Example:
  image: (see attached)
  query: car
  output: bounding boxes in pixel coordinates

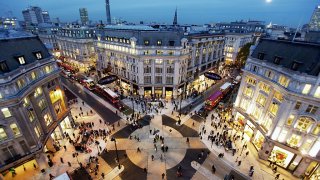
[196,107,207,117]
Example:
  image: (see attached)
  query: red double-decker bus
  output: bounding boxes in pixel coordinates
[205,91,223,111]
[95,85,124,110]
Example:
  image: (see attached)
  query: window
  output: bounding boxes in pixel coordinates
[273,56,282,64]
[287,134,301,148]
[240,98,250,111]
[157,40,162,46]
[269,102,279,116]
[256,94,267,106]
[155,67,162,73]
[34,87,43,98]
[278,129,288,142]
[17,56,26,65]
[44,113,52,126]
[262,114,273,131]
[312,124,320,135]
[156,50,163,55]
[144,40,149,46]
[295,101,302,110]
[144,76,151,84]
[34,126,41,138]
[169,40,175,46]
[273,91,283,102]
[295,117,315,132]
[252,106,263,120]
[34,52,42,60]
[286,115,295,126]
[0,62,9,72]
[265,70,274,79]
[144,59,150,65]
[45,66,52,73]
[28,109,36,122]
[166,66,174,73]
[155,59,163,64]
[306,105,318,114]
[291,61,300,71]
[1,108,12,118]
[0,128,7,141]
[301,139,313,153]
[168,51,174,56]
[257,52,265,60]
[143,66,151,73]
[17,79,26,89]
[38,98,47,111]
[314,86,320,98]
[302,84,312,95]
[166,77,173,84]
[10,123,20,136]
[246,76,257,86]
[155,76,162,84]
[31,71,37,80]
[252,65,258,72]
[259,82,270,94]
[278,75,290,88]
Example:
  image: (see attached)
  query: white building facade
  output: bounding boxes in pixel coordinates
[234,39,320,179]
[224,33,253,64]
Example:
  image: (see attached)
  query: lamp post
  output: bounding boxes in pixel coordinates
[131,96,135,119]
[111,137,121,169]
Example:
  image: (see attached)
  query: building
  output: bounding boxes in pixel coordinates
[95,25,225,98]
[215,20,265,33]
[56,26,96,72]
[0,17,20,30]
[224,33,253,64]
[309,5,320,31]
[79,8,89,25]
[41,11,51,23]
[38,25,60,56]
[22,6,44,25]
[105,0,112,24]
[233,39,320,179]
[0,33,73,173]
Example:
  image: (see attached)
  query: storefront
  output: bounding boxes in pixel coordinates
[144,87,152,97]
[252,130,265,150]
[60,116,72,129]
[306,161,320,180]
[120,79,131,91]
[165,87,173,98]
[154,87,163,98]
[244,120,255,141]
[235,112,245,127]
[268,146,295,168]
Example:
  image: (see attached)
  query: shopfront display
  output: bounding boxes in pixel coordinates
[144,87,152,97]
[165,87,173,98]
[235,112,245,127]
[252,130,265,150]
[244,120,255,141]
[61,117,72,129]
[154,87,163,98]
[120,81,130,91]
[307,162,320,180]
[268,146,295,168]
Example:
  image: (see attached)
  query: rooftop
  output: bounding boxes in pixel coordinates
[251,39,320,76]
[104,25,157,31]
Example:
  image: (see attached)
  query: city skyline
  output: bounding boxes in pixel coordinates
[0,0,319,27]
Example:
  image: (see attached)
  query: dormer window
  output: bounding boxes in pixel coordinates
[157,40,162,46]
[0,62,9,72]
[144,40,150,46]
[257,52,265,60]
[35,52,42,60]
[291,61,301,71]
[17,56,26,65]
[169,40,175,46]
[273,56,282,65]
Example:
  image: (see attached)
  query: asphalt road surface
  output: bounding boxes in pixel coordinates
[61,77,121,124]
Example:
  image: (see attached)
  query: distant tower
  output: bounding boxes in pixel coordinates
[105,0,112,24]
[173,7,178,25]
[309,5,320,31]
[79,8,89,25]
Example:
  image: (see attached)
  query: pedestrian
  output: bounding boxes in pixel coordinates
[245,151,249,157]
[143,168,147,173]
[49,174,55,180]
[238,161,242,166]
[161,173,165,179]
[101,172,105,179]
[63,145,67,151]
[137,147,141,152]
[186,137,189,143]
[68,162,71,167]
[165,146,168,152]
[249,169,254,177]
[82,101,84,106]
[151,155,154,161]
[33,163,37,169]
[192,122,195,126]
[275,173,280,179]
[60,157,64,163]
[273,166,278,173]
[212,164,216,173]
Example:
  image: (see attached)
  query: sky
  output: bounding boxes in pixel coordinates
[0,0,319,27]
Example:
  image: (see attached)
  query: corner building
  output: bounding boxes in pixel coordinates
[0,36,73,172]
[234,39,320,179]
[95,25,224,98]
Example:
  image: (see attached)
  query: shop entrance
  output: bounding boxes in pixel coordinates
[244,120,255,141]
[268,146,295,168]
[252,130,265,150]
[306,161,320,180]
[154,88,162,98]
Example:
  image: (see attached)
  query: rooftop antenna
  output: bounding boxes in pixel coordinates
[292,16,303,42]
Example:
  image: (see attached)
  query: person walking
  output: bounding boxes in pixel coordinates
[212,164,216,174]
[186,137,189,143]
[101,173,105,179]
[161,173,165,179]
[60,157,64,163]
[151,155,154,161]
[275,173,280,179]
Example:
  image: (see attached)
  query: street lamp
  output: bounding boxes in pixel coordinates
[111,137,121,169]
[131,96,135,119]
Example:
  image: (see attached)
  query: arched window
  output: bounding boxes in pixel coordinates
[294,116,315,132]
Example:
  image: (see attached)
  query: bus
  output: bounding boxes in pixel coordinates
[83,78,95,91]
[205,91,223,111]
[220,82,233,95]
[95,85,124,110]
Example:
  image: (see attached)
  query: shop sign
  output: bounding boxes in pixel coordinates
[98,75,117,85]
[204,72,222,80]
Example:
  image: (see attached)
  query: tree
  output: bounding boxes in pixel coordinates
[235,42,254,68]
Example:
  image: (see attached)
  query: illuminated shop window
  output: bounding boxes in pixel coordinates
[44,113,52,126]
[295,117,315,132]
